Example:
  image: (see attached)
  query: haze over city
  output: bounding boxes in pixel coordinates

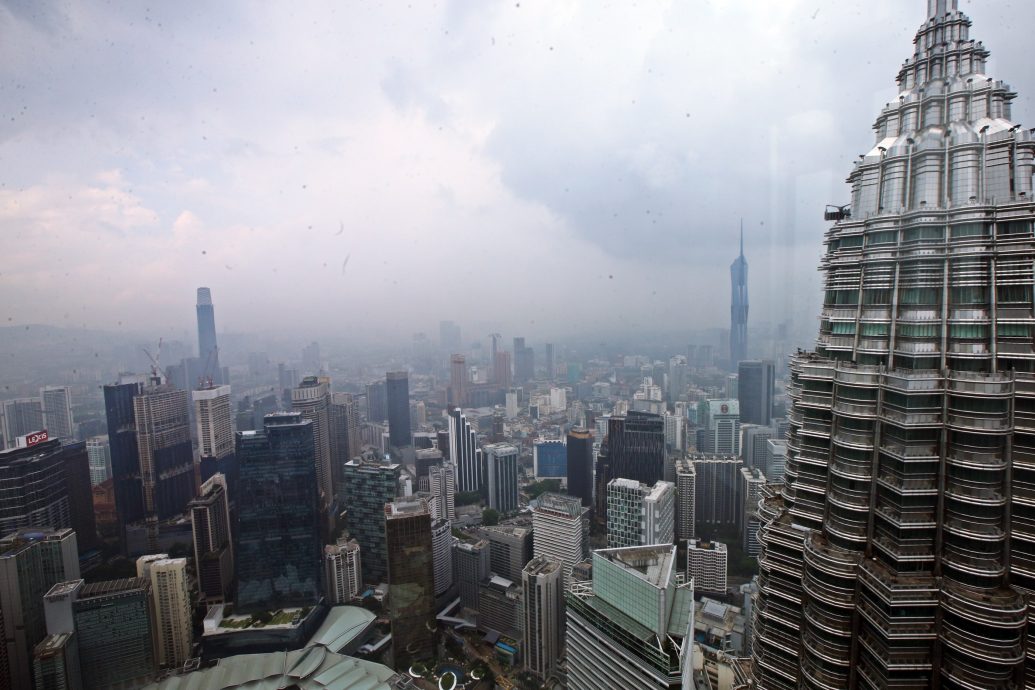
[2,0,1031,344]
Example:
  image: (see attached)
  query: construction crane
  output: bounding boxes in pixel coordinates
[141,337,165,386]
[197,346,219,390]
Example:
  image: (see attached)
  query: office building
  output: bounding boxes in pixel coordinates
[329,392,361,497]
[566,545,695,690]
[364,380,387,422]
[0,436,72,538]
[235,413,321,612]
[697,400,740,455]
[32,629,80,690]
[494,351,513,388]
[477,575,522,640]
[72,577,156,689]
[136,555,191,669]
[740,423,775,471]
[602,412,666,487]
[2,398,44,445]
[674,459,696,541]
[324,537,362,604]
[133,382,195,539]
[59,442,98,554]
[454,539,490,611]
[449,354,467,408]
[687,539,727,594]
[385,371,411,449]
[448,408,483,493]
[384,498,436,668]
[566,428,594,508]
[505,389,518,418]
[513,337,534,384]
[532,493,585,585]
[428,462,456,522]
[737,360,775,426]
[606,479,675,549]
[752,4,1035,688]
[291,376,333,507]
[544,343,555,380]
[479,525,533,584]
[193,384,234,462]
[196,287,222,384]
[739,467,766,558]
[342,458,400,584]
[663,412,684,453]
[691,455,743,531]
[729,228,748,368]
[40,387,75,441]
[86,435,111,486]
[430,517,453,599]
[0,528,79,690]
[533,439,566,480]
[484,443,519,514]
[522,556,563,680]
[763,438,786,482]
[189,473,234,604]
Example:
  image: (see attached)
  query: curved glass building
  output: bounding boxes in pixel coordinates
[751,2,1035,689]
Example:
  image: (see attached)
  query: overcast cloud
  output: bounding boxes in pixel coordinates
[1,0,1032,345]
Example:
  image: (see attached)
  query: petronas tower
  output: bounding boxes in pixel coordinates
[751,2,1035,689]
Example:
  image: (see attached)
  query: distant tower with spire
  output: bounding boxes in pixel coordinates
[729,222,748,368]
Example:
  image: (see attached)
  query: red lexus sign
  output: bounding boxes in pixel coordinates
[24,430,49,447]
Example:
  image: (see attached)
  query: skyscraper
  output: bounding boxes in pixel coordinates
[606,479,675,549]
[329,392,361,497]
[291,376,332,508]
[428,462,456,522]
[522,555,564,681]
[737,360,775,427]
[385,371,411,449]
[234,413,321,612]
[533,439,566,480]
[449,354,467,408]
[195,287,221,384]
[729,225,748,368]
[103,376,146,536]
[493,351,513,388]
[68,577,156,689]
[532,493,586,586]
[752,3,1035,688]
[739,466,766,558]
[2,398,44,445]
[430,517,453,600]
[86,435,111,486]
[324,537,362,604]
[193,384,234,463]
[0,437,71,538]
[342,458,400,584]
[136,555,191,669]
[0,528,80,690]
[600,412,666,508]
[686,539,727,594]
[674,458,696,541]
[484,442,519,514]
[453,539,490,611]
[384,498,436,669]
[40,387,74,441]
[566,428,594,508]
[544,343,555,381]
[365,380,388,422]
[478,524,533,583]
[691,454,743,531]
[189,473,234,604]
[697,399,740,455]
[448,408,483,493]
[513,337,534,384]
[566,545,695,690]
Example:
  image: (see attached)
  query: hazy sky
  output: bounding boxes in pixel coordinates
[1,0,1032,345]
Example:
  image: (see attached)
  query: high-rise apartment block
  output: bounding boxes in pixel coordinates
[674,458,696,542]
[606,479,675,549]
[687,539,727,594]
[324,537,362,604]
[522,556,564,681]
[737,360,775,426]
[342,458,400,584]
[193,384,234,462]
[235,413,321,612]
[532,493,586,586]
[484,443,519,515]
[691,454,743,531]
[739,467,766,558]
[40,387,75,441]
[752,4,1035,688]
[189,473,234,603]
[86,435,111,486]
[291,376,332,508]
[384,498,436,669]
[566,545,695,690]
[428,462,456,522]
[385,371,412,449]
[136,555,191,669]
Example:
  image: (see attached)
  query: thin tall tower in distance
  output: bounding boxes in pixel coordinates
[729,222,748,368]
[196,287,221,384]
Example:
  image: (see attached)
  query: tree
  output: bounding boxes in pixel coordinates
[456,491,482,506]
[482,508,500,526]
[525,479,561,500]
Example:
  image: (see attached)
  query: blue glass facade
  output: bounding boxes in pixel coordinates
[235,413,321,612]
[533,440,566,479]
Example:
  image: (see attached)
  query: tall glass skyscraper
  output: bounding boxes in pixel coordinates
[385,371,412,449]
[195,287,221,384]
[234,413,321,612]
[730,225,748,368]
[751,3,1035,689]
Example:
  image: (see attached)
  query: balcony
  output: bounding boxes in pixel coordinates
[881,407,941,426]
[857,629,934,671]
[856,598,937,639]
[834,400,878,417]
[944,480,1005,505]
[882,370,942,392]
[940,581,1026,627]
[857,559,938,605]
[876,470,937,494]
[943,518,1005,540]
[940,623,1024,665]
[881,439,938,459]
[875,504,936,529]
[872,534,936,563]
[802,603,853,637]
[945,445,1006,469]
[800,654,850,690]
[948,372,1013,395]
[941,546,1006,579]
[833,428,875,448]
[946,412,1010,432]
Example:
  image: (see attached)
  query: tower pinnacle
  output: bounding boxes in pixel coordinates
[926,0,957,19]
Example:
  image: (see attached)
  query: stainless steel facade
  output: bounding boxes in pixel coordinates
[751,2,1035,689]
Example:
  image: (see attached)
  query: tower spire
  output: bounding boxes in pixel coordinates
[739,219,744,257]
[926,0,957,19]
